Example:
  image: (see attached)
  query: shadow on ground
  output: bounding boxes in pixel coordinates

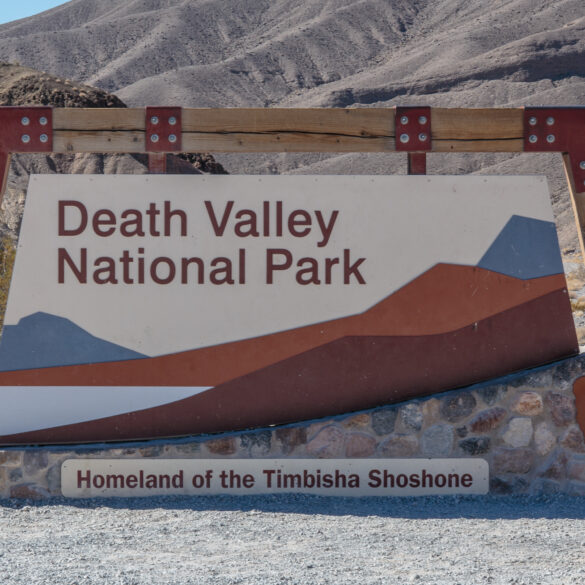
[1,493,585,520]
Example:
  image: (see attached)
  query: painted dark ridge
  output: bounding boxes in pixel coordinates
[0,289,577,444]
[0,312,146,371]
[0,267,566,385]
[478,215,563,279]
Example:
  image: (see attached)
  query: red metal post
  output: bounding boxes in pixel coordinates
[148,153,168,174]
[407,153,427,175]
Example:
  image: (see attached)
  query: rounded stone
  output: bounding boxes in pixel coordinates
[275,427,308,454]
[493,448,534,474]
[205,437,237,456]
[307,426,345,458]
[561,425,585,452]
[476,386,504,406]
[502,417,533,448]
[538,452,567,480]
[23,450,49,474]
[490,476,529,494]
[399,403,423,431]
[567,456,585,481]
[240,431,272,456]
[512,391,543,416]
[440,393,476,422]
[371,408,397,436]
[469,407,507,433]
[345,433,377,457]
[378,434,418,457]
[421,398,440,422]
[10,484,49,500]
[459,436,491,455]
[534,422,556,456]
[421,424,454,457]
[341,413,371,429]
[545,392,576,427]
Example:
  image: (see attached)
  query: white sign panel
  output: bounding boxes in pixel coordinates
[61,458,489,497]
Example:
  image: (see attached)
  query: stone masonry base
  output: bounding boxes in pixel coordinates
[2,353,585,499]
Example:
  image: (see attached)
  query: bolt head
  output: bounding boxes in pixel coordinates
[528,116,538,126]
[150,134,159,143]
[40,134,48,143]
[546,134,555,143]
[150,116,159,125]
[546,116,555,126]
[580,161,585,170]
[169,134,177,143]
[39,116,48,126]
[400,116,409,125]
[169,116,177,126]
[399,133,410,144]
[21,134,30,144]
[418,115,428,125]
[418,133,428,142]
[529,134,538,143]
[21,116,30,126]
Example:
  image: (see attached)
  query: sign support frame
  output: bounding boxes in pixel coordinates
[0,105,584,255]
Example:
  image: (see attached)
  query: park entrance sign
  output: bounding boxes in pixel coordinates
[0,173,577,444]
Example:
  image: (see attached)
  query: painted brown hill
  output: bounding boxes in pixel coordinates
[0,288,577,444]
[0,264,568,387]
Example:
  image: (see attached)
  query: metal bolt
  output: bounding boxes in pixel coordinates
[21,116,30,126]
[580,161,585,170]
[39,116,48,126]
[528,116,538,126]
[150,134,159,143]
[400,116,409,125]
[399,133,410,144]
[40,134,48,143]
[546,134,555,143]
[529,135,538,143]
[21,134,30,144]
[169,116,177,126]
[419,133,428,142]
[418,115,428,125]
[169,134,177,143]
[150,116,159,125]
[546,116,555,125]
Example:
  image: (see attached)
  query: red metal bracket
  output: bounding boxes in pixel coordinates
[0,106,53,201]
[395,106,431,152]
[524,107,585,193]
[0,106,53,153]
[146,107,182,152]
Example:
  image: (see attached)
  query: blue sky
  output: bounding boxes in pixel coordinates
[0,1,69,25]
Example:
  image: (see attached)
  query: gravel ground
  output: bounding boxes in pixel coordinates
[1,495,585,584]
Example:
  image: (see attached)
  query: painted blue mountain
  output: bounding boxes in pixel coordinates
[478,215,564,279]
[0,312,146,371]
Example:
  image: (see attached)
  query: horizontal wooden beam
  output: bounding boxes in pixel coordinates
[47,107,526,154]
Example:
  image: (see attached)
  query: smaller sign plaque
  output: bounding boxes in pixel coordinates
[61,458,489,497]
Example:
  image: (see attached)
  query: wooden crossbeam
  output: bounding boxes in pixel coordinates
[49,107,524,154]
